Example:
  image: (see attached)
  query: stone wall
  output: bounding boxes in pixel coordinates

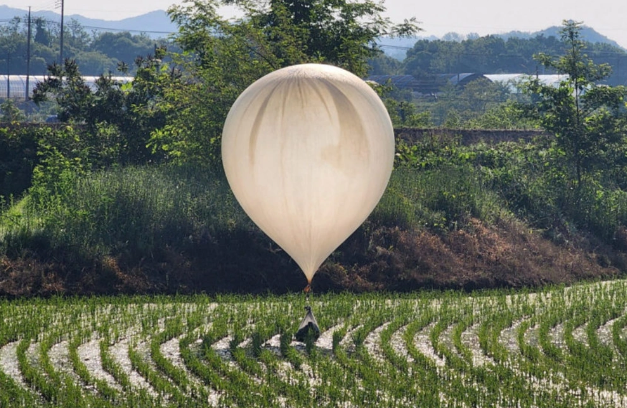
[394,128,550,145]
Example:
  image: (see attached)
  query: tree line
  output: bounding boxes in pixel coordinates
[371,32,627,86]
[3,10,627,87]
[0,15,171,76]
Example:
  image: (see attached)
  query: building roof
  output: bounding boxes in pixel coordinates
[484,74,568,92]
[366,75,422,90]
[367,73,492,94]
[439,73,487,86]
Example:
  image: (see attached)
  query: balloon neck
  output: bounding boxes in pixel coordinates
[304,283,311,305]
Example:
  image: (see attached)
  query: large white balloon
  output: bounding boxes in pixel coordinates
[222,63,394,284]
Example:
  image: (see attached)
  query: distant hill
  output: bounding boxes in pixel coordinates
[1,6,623,54]
[0,5,176,38]
[378,25,626,60]
[496,26,624,49]
[377,36,436,60]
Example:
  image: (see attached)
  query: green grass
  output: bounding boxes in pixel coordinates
[1,165,247,260]
[0,162,509,265]
[5,137,625,259]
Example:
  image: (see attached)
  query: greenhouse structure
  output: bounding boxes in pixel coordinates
[0,75,133,100]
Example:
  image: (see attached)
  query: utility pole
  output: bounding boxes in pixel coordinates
[6,52,10,99]
[26,7,32,101]
[56,0,64,65]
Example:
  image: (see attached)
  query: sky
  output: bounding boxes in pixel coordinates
[4,0,627,48]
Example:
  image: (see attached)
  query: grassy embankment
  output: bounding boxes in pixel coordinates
[1,132,627,296]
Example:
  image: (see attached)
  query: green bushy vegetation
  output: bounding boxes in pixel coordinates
[1,131,625,296]
[394,132,627,246]
[0,125,40,201]
[2,157,506,262]
[3,166,239,259]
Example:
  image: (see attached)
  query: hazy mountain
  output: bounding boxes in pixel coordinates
[377,25,625,60]
[0,5,176,38]
[496,26,623,49]
[1,5,623,52]
[377,36,437,60]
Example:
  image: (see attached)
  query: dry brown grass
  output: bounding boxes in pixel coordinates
[1,219,624,297]
[317,218,622,292]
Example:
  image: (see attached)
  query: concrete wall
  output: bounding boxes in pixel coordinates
[395,128,549,145]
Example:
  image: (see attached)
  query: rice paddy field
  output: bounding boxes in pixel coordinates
[2,280,627,407]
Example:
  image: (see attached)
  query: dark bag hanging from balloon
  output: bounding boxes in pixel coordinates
[295,306,320,342]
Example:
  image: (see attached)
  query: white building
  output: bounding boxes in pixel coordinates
[484,74,568,93]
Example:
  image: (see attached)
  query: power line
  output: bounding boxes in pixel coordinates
[32,0,60,14]
[22,17,175,35]
[377,43,627,57]
[378,44,412,50]
[35,4,58,13]
[81,25,175,35]
[69,8,163,15]
[33,0,57,9]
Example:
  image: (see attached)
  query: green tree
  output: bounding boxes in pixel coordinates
[0,99,26,122]
[456,78,510,114]
[148,0,419,165]
[522,20,627,186]
[367,54,402,75]
[32,48,175,165]
[73,50,117,74]
[466,100,540,130]
[34,17,51,46]
[90,32,160,68]
[66,19,91,50]
[253,0,418,76]
[0,17,25,76]
[384,99,432,127]
[0,17,174,76]
[425,79,511,127]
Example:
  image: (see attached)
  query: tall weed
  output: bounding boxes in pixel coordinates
[374,165,507,232]
[1,165,249,262]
